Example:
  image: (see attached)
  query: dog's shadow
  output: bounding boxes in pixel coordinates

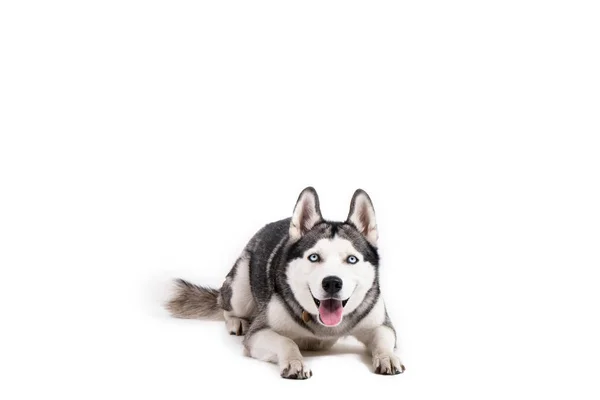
[301,341,372,371]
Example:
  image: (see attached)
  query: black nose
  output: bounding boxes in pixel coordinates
[322,276,343,295]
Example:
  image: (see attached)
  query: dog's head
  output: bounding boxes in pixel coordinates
[285,187,380,327]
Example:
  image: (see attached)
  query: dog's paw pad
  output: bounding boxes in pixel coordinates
[280,360,312,380]
[225,317,249,336]
[373,353,404,376]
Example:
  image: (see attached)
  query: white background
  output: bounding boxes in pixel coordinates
[1,1,599,399]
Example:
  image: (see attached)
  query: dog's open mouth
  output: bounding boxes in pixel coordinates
[312,296,349,326]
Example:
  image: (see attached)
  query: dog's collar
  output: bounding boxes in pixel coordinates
[302,311,311,323]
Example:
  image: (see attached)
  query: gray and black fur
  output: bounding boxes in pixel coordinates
[167,187,404,379]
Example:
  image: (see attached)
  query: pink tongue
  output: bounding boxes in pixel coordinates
[319,299,343,326]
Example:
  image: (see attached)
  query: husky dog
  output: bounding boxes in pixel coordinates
[167,187,404,379]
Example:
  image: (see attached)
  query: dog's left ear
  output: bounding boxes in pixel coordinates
[347,189,378,246]
[290,187,323,241]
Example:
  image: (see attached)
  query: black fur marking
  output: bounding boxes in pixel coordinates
[219,280,233,311]
[382,307,398,347]
[219,254,248,311]
[286,222,334,260]
[336,223,379,266]
[225,258,239,279]
[248,219,291,308]
[329,222,339,238]
[286,221,378,266]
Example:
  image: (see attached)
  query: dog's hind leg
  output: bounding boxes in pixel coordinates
[224,312,250,336]
[219,251,256,336]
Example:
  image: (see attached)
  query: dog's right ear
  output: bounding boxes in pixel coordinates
[290,187,323,241]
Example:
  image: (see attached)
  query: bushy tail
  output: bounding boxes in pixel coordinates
[166,279,224,320]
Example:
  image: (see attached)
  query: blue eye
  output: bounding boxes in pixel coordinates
[308,253,320,262]
[347,255,358,264]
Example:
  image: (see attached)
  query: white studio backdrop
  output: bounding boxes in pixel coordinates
[1,1,599,399]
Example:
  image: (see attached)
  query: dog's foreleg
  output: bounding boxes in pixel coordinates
[355,325,405,375]
[244,329,312,379]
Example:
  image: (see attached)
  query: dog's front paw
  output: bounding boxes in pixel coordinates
[373,353,405,375]
[280,359,312,380]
